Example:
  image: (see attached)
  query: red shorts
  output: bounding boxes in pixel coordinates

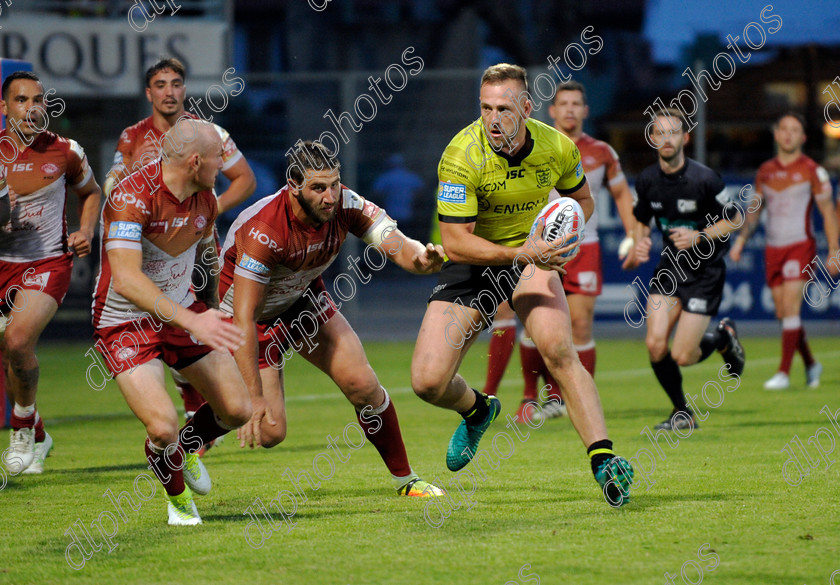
[562,242,602,296]
[256,277,338,369]
[93,301,212,377]
[0,253,73,313]
[765,240,817,288]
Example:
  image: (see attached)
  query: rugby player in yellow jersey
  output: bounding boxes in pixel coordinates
[410,64,633,506]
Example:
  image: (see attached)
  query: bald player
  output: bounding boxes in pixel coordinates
[93,119,251,525]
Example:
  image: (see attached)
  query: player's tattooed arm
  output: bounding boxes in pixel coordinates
[0,192,9,226]
[108,246,244,352]
[194,238,221,308]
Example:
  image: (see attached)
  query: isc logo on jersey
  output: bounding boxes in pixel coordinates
[239,254,270,274]
[438,182,467,204]
[109,221,142,241]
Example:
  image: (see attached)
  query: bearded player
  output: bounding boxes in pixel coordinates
[220,141,445,498]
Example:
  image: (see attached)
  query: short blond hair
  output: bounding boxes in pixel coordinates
[480,63,528,92]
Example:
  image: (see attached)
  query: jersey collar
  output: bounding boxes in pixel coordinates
[659,156,691,179]
[496,127,534,168]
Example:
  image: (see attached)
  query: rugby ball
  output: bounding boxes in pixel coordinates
[530,197,585,257]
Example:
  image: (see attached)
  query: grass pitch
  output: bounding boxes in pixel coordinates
[1,336,839,585]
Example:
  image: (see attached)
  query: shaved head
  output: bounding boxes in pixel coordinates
[162,118,220,162]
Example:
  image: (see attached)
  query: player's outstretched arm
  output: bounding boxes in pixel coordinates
[68,176,102,258]
[108,247,244,352]
[379,227,444,274]
[217,157,257,214]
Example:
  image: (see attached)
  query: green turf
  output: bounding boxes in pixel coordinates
[2,337,839,585]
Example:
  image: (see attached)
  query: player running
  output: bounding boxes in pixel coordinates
[410,64,634,507]
[484,81,637,425]
[93,120,252,525]
[623,108,745,431]
[730,112,839,390]
[220,141,445,498]
[519,81,640,422]
[105,57,257,437]
[0,71,101,475]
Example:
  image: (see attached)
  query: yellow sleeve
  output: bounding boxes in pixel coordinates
[555,138,586,194]
[436,145,479,223]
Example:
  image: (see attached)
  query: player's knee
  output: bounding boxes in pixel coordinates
[671,349,694,367]
[411,370,446,402]
[2,329,36,362]
[339,372,379,406]
[540,342,577,374]
[570,316,591,342]
[260,420,287,448]
[645,336,668,361]
[146,419,179,448]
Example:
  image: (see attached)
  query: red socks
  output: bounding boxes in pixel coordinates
[575,341,596,377]
[145,437,185,496]
[356,391,411,478]
[780,317,805,374]
[483,321,516,396]
[178,381,206,417]
[519,335,543,402]
[797,327,815,367]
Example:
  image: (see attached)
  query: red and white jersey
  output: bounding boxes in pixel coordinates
[92,160,217,329]
[576,133,625,244]
[755,155,832,247]
[0,130,92,262]
[112,114,242,176]
[219,185,389,321]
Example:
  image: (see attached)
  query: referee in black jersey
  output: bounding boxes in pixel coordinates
[623,108,745,431]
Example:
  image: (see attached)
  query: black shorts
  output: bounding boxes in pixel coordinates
[648,259,726,316]
[428,261,520,327]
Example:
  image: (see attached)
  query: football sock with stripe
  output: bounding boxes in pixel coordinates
[588,439,615,475]
[460,389,489,425]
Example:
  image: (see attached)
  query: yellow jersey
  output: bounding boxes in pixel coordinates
[436,117,585,247]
